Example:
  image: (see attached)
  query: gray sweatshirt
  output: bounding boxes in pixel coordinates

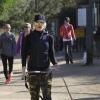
[0,32,16,57]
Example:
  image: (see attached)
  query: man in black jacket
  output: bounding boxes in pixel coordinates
[24,14,58,100]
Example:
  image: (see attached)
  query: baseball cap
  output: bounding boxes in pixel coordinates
[34,14,46,22]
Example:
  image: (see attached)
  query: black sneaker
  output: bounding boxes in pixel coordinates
[66,61,69,64]
[70,60,73,64]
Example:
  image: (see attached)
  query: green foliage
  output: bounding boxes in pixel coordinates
[0,0,83,30]
[0,0,31,21]
[0,0,15,20]
[0,0,6,14]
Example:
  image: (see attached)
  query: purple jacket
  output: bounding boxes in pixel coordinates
[16,32,24,54]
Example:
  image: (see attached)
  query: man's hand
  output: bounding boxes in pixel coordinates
[53,64,60,71]
[54,64,58,67]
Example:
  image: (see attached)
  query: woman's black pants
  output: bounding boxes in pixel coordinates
[1,54,13,79]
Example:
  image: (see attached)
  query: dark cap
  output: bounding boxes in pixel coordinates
[34,14,46,22]
[65,17,70,22]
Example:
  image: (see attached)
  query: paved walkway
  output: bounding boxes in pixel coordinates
[0,52,100,100]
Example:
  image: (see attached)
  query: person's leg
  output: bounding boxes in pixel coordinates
[1,54,8,83]
[22,66,26,80]
[21,55,26,80]
[68,41,73,63]
[28,75,40,100]
[64,41,69,64]
[8,56,13,82]
[41,72,52,100]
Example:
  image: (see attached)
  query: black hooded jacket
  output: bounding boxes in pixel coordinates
[23,30,57,71]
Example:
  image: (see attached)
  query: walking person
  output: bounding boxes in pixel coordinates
[59,17,76,64]
[23,14,58,100]
[16,23,31,80]
[0,24,16,84]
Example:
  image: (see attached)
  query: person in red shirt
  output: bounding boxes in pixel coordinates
[59,17,76,64]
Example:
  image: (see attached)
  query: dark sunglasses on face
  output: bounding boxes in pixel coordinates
[35,21,45,24]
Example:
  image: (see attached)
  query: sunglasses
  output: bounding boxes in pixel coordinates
[36,20,45,24]
[35,22,45,26]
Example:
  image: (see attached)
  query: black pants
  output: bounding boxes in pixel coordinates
[63,41,73,63]
[1,54,13,79]
[21,54,26,67]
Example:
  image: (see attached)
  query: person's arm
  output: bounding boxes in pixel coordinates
[59,25,64,38]
[22,35,30,67]
[0,35,2,49]
[48,35,57,65]
[71,25,76,40]
[16,32,23,54]
[12,34,16,56]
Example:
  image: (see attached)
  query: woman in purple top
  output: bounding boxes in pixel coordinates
[16,23,31,79]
